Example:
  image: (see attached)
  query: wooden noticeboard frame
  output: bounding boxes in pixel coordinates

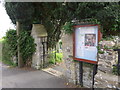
[73,24,101,64]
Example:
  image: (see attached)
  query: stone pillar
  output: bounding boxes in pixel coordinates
[31,24,48,69]
[61,33,76,84]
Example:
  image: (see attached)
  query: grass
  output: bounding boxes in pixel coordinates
[49,52,63,64]
[56,53,63,62]
[0,38,4,43]
[2,59,16,67]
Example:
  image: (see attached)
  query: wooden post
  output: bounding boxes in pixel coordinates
[92,64,98,89]
[16,21,23,68]
[79,61,83,87]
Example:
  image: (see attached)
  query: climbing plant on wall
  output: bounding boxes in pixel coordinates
[19,31,36,64]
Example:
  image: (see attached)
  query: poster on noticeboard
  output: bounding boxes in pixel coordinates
[73,25,100,64]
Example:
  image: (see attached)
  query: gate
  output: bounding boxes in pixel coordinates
[40,36,48,68]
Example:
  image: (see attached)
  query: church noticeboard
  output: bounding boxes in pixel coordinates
[73,24,101,64]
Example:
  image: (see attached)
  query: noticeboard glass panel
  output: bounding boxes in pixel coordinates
[74,25,98,63]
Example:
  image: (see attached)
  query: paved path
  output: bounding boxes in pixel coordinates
[1,62,75,88]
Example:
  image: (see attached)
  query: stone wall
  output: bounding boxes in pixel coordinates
[61,33,93,88]
[94,37,120,88]
[61,33,76,83]
[61,33,120,88]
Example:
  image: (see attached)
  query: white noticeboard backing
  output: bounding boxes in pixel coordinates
[74,25,100,64]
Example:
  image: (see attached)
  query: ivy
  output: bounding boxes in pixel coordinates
[80,18,101,25]
[3,29,36,65]
[19,31,36,64]
[62,18,101,34]
[62,22,74,34]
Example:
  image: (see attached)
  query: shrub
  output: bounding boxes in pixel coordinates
[2,29,17,66]
[5,30,17,56]
[19,31,36,64]
[2,40,16,66]
[2,29,36,66]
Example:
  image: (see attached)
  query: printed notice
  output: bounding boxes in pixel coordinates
[75,26,98,61]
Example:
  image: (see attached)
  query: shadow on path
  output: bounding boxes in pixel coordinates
[1,62,77,88]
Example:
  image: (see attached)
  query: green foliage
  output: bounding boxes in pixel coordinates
[19,31,36,64]
[2,38,16,66]
[96,3,120,36]
[4,29,17,56]
[49,52,63,64]
[59,40,62,49]
[80,18,101,25]
[5,2,34,31]
[97,42,120,53]
[104,45,110,50]
[97,46,105,54]
[62,18,101,34]
[56,53,63,62]
[98,50,104,54]
[62,22,74,34]
[5,2,34,25]
[0,39,4,61]
[0,38,4,42]
[2,30,17,66]
[112,65,120,75]
[2,59,16,67]
[48,54,55,64]
[112,45,120,49]
[0,43,2,61]
[2,29,36,66]
[5,2,120,48]
[101,36,114,41]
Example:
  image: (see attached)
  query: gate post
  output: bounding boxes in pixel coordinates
[31,24,48,69]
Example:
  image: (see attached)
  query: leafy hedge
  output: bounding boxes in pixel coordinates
[2,30,17,66]
[2,29,36,66]
[19,31,36,64]
[5,29,17,56]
